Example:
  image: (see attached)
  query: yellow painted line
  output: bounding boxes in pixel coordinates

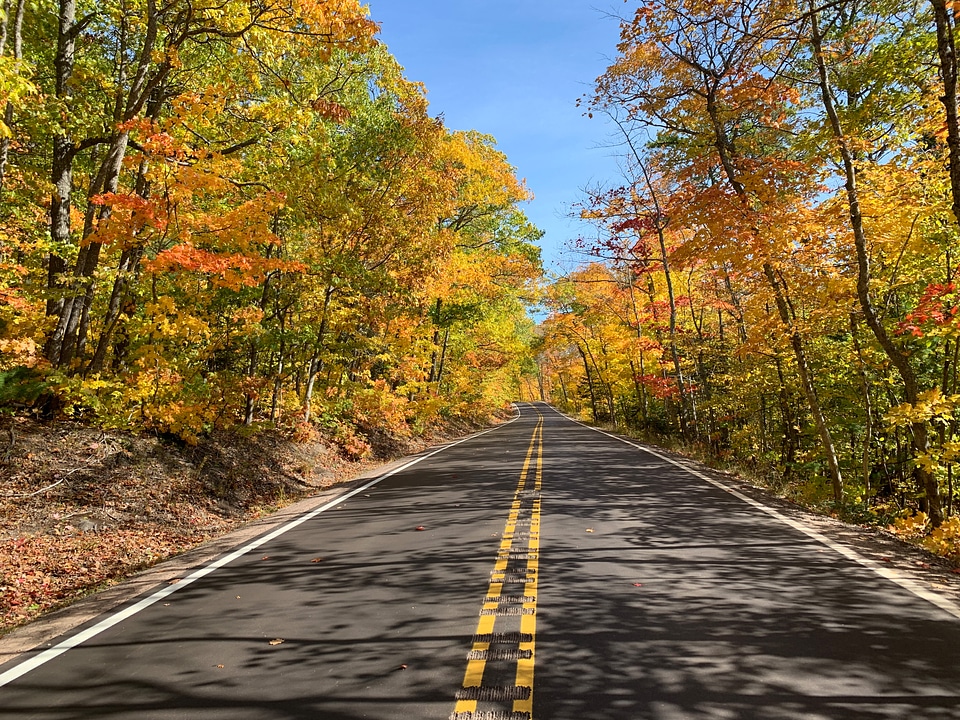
[514,415,543,715]
[454,412,544,716]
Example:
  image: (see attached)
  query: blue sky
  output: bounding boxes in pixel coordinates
[366,2,628,272]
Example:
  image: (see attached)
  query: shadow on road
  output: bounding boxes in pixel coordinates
[535,412,960,719]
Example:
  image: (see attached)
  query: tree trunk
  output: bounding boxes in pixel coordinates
[427,298,442,383]
[657,227,690,438]
[775,355,799,479]
[51,131,130,367]
[45,0,80,325]
[851,312,874,509]
[932,0,960,228]
[302,285,334,422]
[577,344,599,421]
[435,327,450,392]
[303,355,319,424]
[764,263,844,503]
[0,0,25,197]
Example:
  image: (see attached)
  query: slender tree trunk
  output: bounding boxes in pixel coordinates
[626,273,650,424]
[303,285,334,422]
[271,356,284,422]
[764,264,844,503]
[303,355,319,424]
[244,341,258,426]
[427,298,442,383]
[629,359,645,425]
[436,327,450,392]
[932,0,960,228]
[577,344,599,421]
[270,308,287,423]
[0,0,24,197]
[45,0,81,326]
[51,131,130,367]
[721,264,748,345]
[775,355,799,480]
[654,222,690,438]
[558,370,570,406]
[851,312,874,508]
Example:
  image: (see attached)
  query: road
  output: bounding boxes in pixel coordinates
[2,402,960,719]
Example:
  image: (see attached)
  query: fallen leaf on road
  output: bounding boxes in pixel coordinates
[632,583,643,587]
[311,557,324,563]
[415,526,426,531]
[167,578,180,584]
[585,529,595,533]
[881,557,892,562]
[215,664,224,669]
[236,595,241,599]
[269,638,284,646]
[262,555,270,560]
[397,664,408,670]
[916,562,932,570]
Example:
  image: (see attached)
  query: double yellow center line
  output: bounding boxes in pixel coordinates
[453,411,543,719]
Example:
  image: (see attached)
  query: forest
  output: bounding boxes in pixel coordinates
[537,0,960,550]
[0,0,542,453]
[5,0,960,567]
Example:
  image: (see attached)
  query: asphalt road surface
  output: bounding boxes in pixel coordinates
[3,402,960,719]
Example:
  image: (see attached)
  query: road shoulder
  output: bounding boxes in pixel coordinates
[0,452,428,668]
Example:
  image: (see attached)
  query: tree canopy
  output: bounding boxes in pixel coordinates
[0,0,542,449]
[540,0,960,541]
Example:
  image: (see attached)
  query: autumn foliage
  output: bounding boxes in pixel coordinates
[541,0,960,538]
[0,1,541,449]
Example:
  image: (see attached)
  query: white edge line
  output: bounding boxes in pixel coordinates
[0,414,521,688]
[548,406,960,622]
